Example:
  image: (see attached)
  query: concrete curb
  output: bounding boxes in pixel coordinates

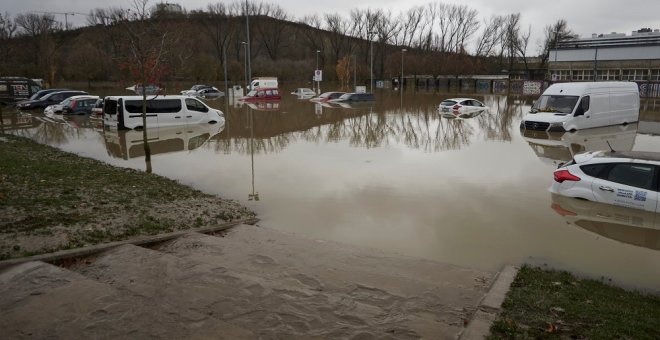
[459,265,519,340]
[0,218,259,271]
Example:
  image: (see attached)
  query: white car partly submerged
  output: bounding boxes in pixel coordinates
[551,151,660,212]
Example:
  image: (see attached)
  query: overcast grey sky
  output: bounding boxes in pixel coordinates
[7,0,660,54]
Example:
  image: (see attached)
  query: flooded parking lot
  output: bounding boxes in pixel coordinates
[3,88,660,292]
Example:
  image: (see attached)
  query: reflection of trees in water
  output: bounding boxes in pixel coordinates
[208,95,529,155]
[209,134,292,155]
[9,115,101,146]
[477,96,526,142]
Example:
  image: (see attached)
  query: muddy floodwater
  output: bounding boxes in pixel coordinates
[3,87,660,292]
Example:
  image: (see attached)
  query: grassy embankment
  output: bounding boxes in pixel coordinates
[489,265,660,339]
[0,134,255,260]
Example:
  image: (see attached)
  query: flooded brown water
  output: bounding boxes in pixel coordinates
[3,86,660,292]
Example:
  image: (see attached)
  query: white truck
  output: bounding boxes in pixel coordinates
[521,82,639,132]
[250,77,278,90]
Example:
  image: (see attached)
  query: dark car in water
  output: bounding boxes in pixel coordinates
[26,88,71,101]
[327,92,375,103]
[16,90,88,110]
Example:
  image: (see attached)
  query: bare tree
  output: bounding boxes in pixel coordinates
[396,6,424,47]
[515,24,532,77]
[118,0,173,173]
[0,12,17,39]
[0,12,17,73]
[474,15,504,57]
[15,13,63,85]
[254,3,289,60]
[87,7,124,59]
[538,19,575,69]
[325,13,350,64]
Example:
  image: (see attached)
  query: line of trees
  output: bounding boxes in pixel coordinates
[0,1,574,87]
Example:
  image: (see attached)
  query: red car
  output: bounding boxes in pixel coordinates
[240,88,281,102]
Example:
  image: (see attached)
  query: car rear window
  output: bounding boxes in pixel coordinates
[580,164,609,179]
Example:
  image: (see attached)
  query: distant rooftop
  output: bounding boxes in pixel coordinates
[556,28,660,49]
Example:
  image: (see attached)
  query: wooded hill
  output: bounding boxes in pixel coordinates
[0,1,569,87]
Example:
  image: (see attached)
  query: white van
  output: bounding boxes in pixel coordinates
[102,95,224,130]
[250,77,278,90]
[521,82,639,132]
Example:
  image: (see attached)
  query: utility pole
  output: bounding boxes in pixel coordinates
[401,48,407,103]
[369,31,375,93]
[316,50,320,94]
[245,0,252,90]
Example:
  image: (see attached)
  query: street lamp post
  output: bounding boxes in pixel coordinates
[241,41,248,91]
[245,0,252,90]
[401,48,407,102]
[316,50,320,94]
[369,31,375,93]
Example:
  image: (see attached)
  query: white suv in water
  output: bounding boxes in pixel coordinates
[551,151,660,212]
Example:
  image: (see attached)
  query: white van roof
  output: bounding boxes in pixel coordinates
[543,82,639,96]
[105,95,189,100]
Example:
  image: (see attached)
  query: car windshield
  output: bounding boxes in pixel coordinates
[247,90,257,97]
[441,100,457,106]
[531,95,579,114]
[337,94,352,100]
[60,98,72,106]
[29,92,44,100]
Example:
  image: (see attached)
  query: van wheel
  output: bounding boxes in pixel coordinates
[134,126,143,130]
[622,122,628,126]
[209,121,217,124]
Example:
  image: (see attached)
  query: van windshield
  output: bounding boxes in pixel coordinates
[531,95,579,114]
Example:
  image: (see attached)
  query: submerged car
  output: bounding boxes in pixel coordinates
[291,88,316,97]
[63,95,101,115]
[181,85,224,99]
[551,151,660,213]
[310,91,346,102]
[438,98,486,113]
[239,88,281,102]
[327,92,375,103]
[16,90,88,110]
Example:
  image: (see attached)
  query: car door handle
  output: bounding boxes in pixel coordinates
[175,116,181,119]
[598,186,615,192]
[186,115,192,118]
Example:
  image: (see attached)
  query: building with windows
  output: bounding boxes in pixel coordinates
[548,28,660,84]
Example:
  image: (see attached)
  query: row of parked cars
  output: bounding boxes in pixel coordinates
[15,89,102,115]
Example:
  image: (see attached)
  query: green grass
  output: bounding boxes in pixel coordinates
[488,265,660,339]
[0,134,255,260]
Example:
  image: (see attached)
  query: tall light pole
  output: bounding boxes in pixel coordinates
[241,41,248,91]
[245,0,252,90]
[353,55,357,91]
[401,48,407,102]
[316,49,320,94]
[369,31,375,93]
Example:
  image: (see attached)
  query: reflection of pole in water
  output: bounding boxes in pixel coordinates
[248,107,259,201]
[0,104,4,134]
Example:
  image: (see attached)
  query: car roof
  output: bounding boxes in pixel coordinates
[443,98,478,102]
[43,90,86,97]
[70,95,100,100]
[596,151,660,162]
[106,95,188,100]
